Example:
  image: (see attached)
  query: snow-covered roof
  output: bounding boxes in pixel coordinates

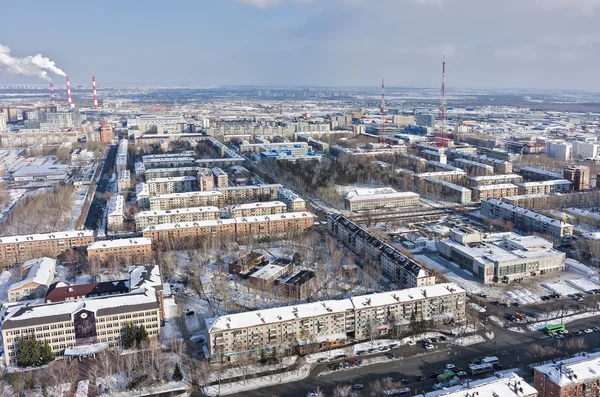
[417,373,537,397]
[564,207,600,221]
[277,187,304,202]
[230,201,287,210]
[415,170,467,178]
[136,206,220,218]
[0,230,94,245]
[519,179,572,187]
[250,264,287,280]
[470,174,522,181]
[473,184,518,191]
[150,190,222,200]
[147,176,196,183]
[519,167,564,179]
[88,237,151,251]
[129,264,162,291]
[118,169,130,181]
[534,352,600,387]
[206,283,464,333]
[345,187,418,201]
[484,198,573,228]
[217,184,282,192]
[8,257,56,291]
[2,288,159,330]
[107,195,125,217]
[211,167,227,176]
[136,182,149,197]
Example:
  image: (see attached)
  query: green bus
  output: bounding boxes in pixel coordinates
[544,324,566,334]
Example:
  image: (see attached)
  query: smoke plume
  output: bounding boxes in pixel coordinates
[0,44,67,82]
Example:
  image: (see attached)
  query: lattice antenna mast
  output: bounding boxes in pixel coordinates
[380,78,386,135]
[440,56,447,132]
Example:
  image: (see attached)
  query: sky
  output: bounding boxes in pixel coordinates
[1,0,600,89]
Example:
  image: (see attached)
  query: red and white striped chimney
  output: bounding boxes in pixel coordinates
[66,76,74,108]
[92,76,98,109]
[50,82,55,106]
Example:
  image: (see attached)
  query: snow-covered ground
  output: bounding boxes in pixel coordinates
[0,189,26,225]
[505,289,541,305]
[0,269,14,302]
[567,278,600,292]
[527,310,600,331]
[543,281,580,296]
[162,297,182,345]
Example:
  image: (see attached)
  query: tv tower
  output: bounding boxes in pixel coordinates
[380,78,386,135]
[440,56,447,133]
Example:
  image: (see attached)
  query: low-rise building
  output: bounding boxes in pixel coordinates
[469,174,523,187]
[472,183,518,202]
[228,252,265,275]
[453,158,494,176]
[142,155,196,170]
[501,193,549,208]
[218,184,282,204]
[414,170,467,184]
[279,270,317,300]
[417,373,537,397]
[212,167,229,188]
[248,260,294,290]
[534,351,600,397]
[149,190,223,211]
[147,176,196,195]
[107,195,126,232]
[12,164,69,182]
[205,283,465,362]
[439,228,565,283]
[135,206,220,230]
[563,165,590,191]
[277,188,307,212]
[0,288,161,366]
[481,198,574,239]
[422,177,472,204]
[197,168,215,191]
[7,257,56,302]
[87,238,153,265]
[117,170,131,192]
[0,230,95,267]
[230,201,287,218]
[517,179,572,195]
[519,167,564,182]
[144,166,198,180]
[344,188,420,211]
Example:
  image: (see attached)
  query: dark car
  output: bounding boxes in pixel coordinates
[417,375,427,381]
[438,335,447,341]
[384,353,395,360]
[185,311,195,316]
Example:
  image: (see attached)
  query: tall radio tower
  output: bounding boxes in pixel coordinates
[380,78,386,135]
[440,56,447,133]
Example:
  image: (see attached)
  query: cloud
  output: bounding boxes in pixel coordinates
[0,44,67,82]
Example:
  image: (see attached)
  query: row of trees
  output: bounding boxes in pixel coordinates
[122,323,149,350]
[15,335,54,368]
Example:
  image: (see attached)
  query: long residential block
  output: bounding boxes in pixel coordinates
[147,176,196,195]
[87,237,153,264]
[344,188,420,211]
[0,230,95,267]
[135,206,220,230]
[205,283,465,362]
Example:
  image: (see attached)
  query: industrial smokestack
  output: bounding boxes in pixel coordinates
[66,76,74,108]
[92,76,98,109]
[50,82,54,106]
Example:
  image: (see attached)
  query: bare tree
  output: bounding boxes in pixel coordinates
[333,384,353,397]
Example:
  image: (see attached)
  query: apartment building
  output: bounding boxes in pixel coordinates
[501,193,549,209]
[328,215,435,288]
[87,238,153,265]
[142,156,196,170]
[142,212,315,244]
[135,206,220,230]
[563,165,590,191]
[453,158,494,176]
[144,167,198,180]
[279,270,317,300]
[421,150,447,164]
[472,184,518,202]
[197,168,215,191]
[147,176,196,195]
[116,139,128,172]
[439,228,565,284]
[0,230,95,267]
[0,289,161,366]
[277,188,307,212]
[417,373,537,397]
[447,151,512,174]
[572,140,599,159]
[534,351,600,397]
[228,252,265,275]
[469,174,523,187]
[344,188,420,211]
[107,195,126,232]
[414,170,467,184]
[546,140,572,161]
[134,162,145,177]
[218,184,282,204]
[519,167,564,182]
[212,167,229,188]
[135,183,150,209]
[481,198,574,239]
[205,283,465,362]
[517,179,572,195]
[149,191,223,211]
[421,178,472,204]
[7,257,56,302]
[230,201,287,218]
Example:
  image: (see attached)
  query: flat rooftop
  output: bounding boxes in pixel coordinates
[416,373,536,397]
[88,237,151,250]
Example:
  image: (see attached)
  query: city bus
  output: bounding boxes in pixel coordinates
[383,387,411,396]
[544,324,566,334]
[469,363,494,375]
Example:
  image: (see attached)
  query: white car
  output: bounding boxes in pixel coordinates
[425,344,435,350]
[445,364,456,370]
[584,329,594,334]
[456,371,467,376]
[405,340,416,346]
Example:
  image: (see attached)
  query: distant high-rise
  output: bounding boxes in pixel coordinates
[416,113,435,128]
[0,113,7,132]
[564,165,590,191]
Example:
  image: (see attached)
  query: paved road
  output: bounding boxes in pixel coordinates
[195,315,600,397]
[84,145,116,230]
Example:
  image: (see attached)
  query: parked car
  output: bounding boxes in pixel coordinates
[384,353,395,360]
[333,354,347,360]
[352,384,364,390]
[405,340,416,346]
[445,364,456,370]
[378,346,390,352]
[356,350,366,355]
[417,375,427,381]
[584,329,594,334]
[388,343,400,349]
[456,370,467,376]
[425,344,435,350]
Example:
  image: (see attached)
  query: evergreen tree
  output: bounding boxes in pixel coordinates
[172,362,183,382]
[123,323,136,349]
[29,334,41,366]
[16,337,29,367]
[135,324,148,347]
[270,347,278,364]
[259,349,267,365]
[41,341,54,365]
